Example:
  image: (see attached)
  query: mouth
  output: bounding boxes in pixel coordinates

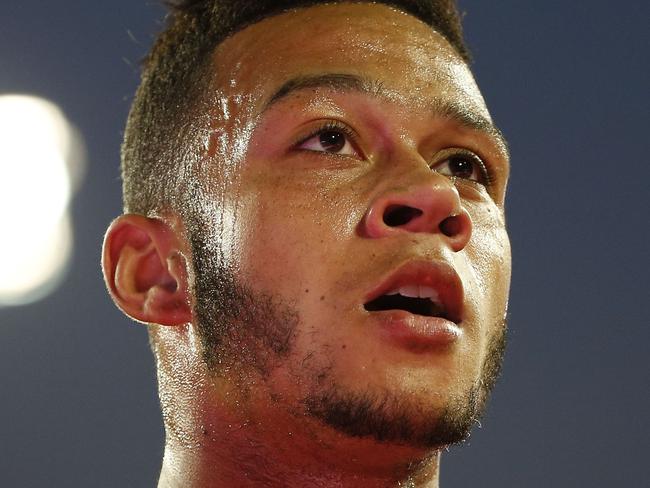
[364,286,448,319]
[363,261,464,324]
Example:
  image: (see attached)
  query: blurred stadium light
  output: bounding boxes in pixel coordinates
[0,95,85,306]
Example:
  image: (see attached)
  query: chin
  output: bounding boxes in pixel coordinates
[302,378,482,449]
[299,323,506,449]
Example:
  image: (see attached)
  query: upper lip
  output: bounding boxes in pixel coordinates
[363,260,464,324]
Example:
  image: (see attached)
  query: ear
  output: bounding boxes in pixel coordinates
[102,214,192,326]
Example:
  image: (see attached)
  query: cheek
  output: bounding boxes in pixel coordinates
[236,168,368,283]
[466,205,512,320]
[472,225,511,292]
[235,181,343,297]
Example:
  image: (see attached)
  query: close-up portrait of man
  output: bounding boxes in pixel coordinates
[101,0,511,486]
[4,0,648,486]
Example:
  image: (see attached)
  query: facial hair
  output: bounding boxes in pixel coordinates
[191,246,298,376]
[190,227,507,448]
[303,326,506,448]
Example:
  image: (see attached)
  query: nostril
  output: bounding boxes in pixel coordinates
[383,205,423,227]
[439,216,461,237]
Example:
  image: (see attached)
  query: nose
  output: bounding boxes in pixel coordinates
[360,176,472,252]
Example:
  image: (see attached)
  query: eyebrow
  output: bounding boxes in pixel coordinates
[263,73,510,158]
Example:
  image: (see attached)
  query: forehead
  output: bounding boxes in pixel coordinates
[210,2,488,119]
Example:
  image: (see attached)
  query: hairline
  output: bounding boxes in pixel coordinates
[175,0,472,128]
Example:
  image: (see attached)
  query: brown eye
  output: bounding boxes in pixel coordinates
[448,157,475,178]
[318,130,346,152]
[432,153,487,183]
[297,123,358,157]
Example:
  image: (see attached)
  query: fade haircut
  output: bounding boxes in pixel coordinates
[121,0,470,217]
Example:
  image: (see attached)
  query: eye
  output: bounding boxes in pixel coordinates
[432,152,489,184]
[296,122,358,156]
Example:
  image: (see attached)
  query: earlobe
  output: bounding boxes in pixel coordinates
[102,214,193,326]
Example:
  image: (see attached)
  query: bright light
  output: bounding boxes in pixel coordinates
[0,95,84,306]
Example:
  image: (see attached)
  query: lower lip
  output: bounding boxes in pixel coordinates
[373,310,462,351]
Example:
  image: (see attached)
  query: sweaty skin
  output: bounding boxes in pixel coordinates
[150,3,511,487]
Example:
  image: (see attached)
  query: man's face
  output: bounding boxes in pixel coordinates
[188,3,511,448]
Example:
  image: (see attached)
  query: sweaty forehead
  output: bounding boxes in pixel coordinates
[209,3,487,117]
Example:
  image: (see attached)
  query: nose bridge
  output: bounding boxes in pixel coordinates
[360,169,472,251]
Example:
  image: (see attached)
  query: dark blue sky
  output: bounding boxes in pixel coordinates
[1,1,648,486]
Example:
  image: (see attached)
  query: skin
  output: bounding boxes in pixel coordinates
[103,3,511,487]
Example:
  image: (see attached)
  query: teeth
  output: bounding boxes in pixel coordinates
[400,285,419,298]
[385,285,441,303]
[421,286,442,302]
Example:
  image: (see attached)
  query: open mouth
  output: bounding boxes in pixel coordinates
[362,261,464,324]
[364,286,448,319]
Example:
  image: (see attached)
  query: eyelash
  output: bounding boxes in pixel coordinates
[439,149,494,188]
[294,120,359,152]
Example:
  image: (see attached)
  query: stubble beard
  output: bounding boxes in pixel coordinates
[190,229,507,450]
[303,326,506,448]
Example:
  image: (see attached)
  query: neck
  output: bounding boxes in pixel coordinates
[150,326,442,487]
[156,427,441,488]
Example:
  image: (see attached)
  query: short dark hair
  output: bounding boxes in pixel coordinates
[121,0,470,217]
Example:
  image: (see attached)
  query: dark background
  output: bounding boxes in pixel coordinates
[1,1,648,486]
